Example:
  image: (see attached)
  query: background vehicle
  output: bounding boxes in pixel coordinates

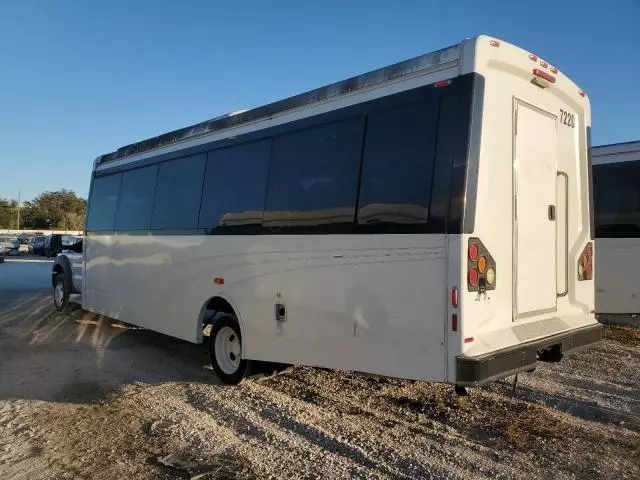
[0,235,17,257]
[61,35,600,386]
[32,235,46,255]
[43,234,63,258]
[52,237,83,311]
[592,140,640,314]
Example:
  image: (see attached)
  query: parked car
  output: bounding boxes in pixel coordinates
[52,237,83,310]
[44,234,63,258]
[32,235,46,255]
[6,243,21,256]
[0,236,16,257]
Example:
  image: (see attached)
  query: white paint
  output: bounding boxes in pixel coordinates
[595,238,640,314]
[513,102,557,317]
[81,35,599,384]
[454,35,596,368]
[84,234,447,381]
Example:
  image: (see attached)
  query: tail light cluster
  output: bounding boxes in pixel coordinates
[468,238,496,292]
[577,242,593,281]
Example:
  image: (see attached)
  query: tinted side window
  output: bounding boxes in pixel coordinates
[265,117,365,227]
[115,165,158,231]
[151,154,206,230]
[199,140,271,229]
[594,161,640,237]
[86,174,122,231]
[357,101,439,228]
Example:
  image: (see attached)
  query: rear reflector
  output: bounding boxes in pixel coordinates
[464,337,474,343]
[452,314,458,332]
[434,80,451,88]
[451,287,458,308]
[578,242,593,281]
[533,69,556,83]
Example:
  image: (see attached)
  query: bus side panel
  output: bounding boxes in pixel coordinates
[83,233,447,381]
[238,234,448,381]
[595,238,640,314]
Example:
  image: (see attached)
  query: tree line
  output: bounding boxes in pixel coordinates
[0,190,86,230]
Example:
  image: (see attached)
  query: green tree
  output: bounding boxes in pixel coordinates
[21,190,86,230]
[0,198,19,229]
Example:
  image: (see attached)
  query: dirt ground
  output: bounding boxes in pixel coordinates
[0,262,638,479]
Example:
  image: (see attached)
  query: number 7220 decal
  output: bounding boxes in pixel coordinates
[560,109,575,128]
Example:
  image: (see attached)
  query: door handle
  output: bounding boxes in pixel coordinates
[548,205,556,221]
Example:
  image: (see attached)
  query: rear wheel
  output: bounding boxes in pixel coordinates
[209,314,251,385]
[53,273,69,312]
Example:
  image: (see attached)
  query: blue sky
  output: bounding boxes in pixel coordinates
[1,1,638,201]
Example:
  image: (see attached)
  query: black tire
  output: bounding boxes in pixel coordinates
[209,314,251,385]
[53,273,70,312]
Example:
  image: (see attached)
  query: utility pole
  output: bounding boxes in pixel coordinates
[16,190,21,230]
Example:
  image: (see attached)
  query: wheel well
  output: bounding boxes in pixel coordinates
[201,296,235,326]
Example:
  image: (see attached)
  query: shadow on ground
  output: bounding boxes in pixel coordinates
[0,291,217,404]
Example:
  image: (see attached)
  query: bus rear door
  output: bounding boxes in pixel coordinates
[513,100,558,319]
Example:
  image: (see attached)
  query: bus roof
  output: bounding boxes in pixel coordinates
[592,140,640,165]
[96,42,461,166]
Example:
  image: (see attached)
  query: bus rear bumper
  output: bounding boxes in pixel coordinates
[455,323,603,386]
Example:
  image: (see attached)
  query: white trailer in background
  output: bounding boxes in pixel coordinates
[592,141,640,315]
[54,35,601,386]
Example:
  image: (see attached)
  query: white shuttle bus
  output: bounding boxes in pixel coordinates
[73,35,601,385]
[592,141,640,315]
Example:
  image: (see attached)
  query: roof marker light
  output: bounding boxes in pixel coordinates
[529,54,538,61]
[540,61,548,68]
[579,90,586,97]
[550,66,558,74]
[490,40,500,47]
[533,68,556,83]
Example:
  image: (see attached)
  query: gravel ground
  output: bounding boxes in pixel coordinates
[0,262,638,479]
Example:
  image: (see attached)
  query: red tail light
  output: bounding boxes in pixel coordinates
[578,242,593,281]
[467,238,496,291]
[468,268,479,287]
[468,243,479,262]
